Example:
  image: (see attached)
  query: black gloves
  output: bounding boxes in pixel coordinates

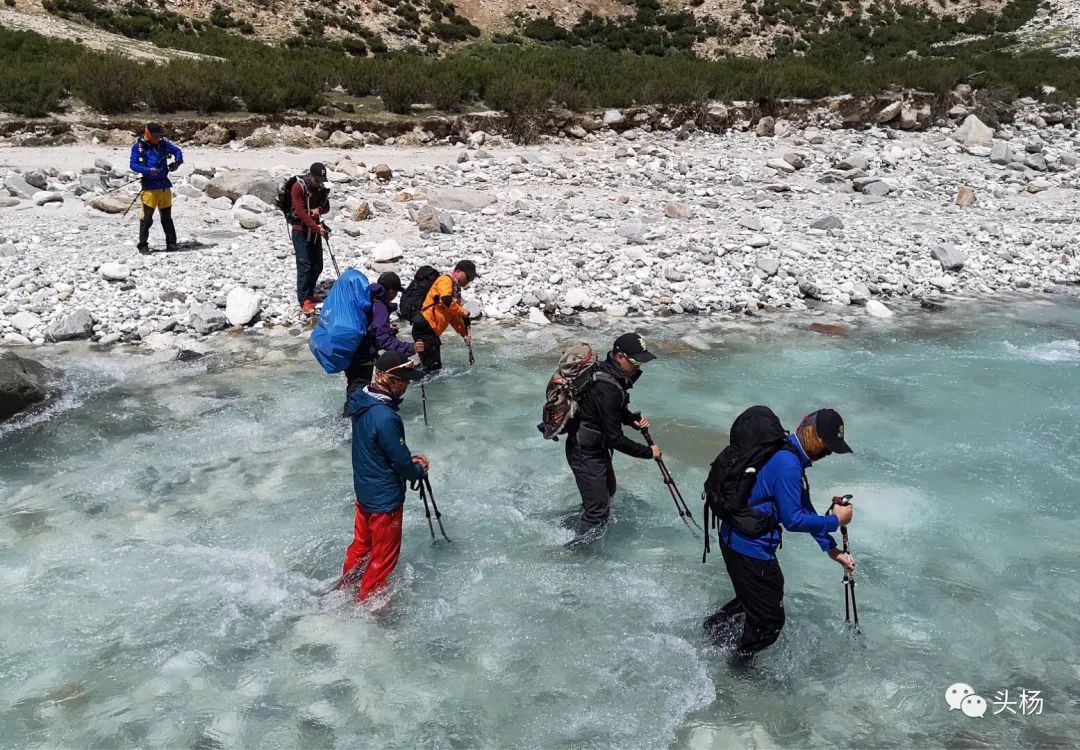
[168,162,181,172]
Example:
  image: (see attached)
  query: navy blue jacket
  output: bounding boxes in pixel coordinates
[721,434,839,560]
[129,138,183,190]
[355,284,416,361]
[350,386,425,513]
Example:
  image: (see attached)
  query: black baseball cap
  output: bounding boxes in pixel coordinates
[376,350,422,381]
[454,260,479,282]
[613,332,657,364]
[309,162,328,185]
[814,409,852,454]
[378,272,402,292]
[146,122,164,136]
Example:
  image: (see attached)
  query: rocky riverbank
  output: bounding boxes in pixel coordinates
[0,96,1077,352]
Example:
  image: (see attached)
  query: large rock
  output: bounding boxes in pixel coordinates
[33,191,63,207]
[11,311,41,334]
[205,170,279,206]
[0,351,53,422]
[953,115,994,148]
[374,164,393,182]
[225,287,260,326]
[193,123,232,146]
[664,203,693,220]
[564,288,589,309]
[416,205,451,234]
[89,194,132,214]
[45,309,94,342]
[932,243,967,271]
[190,304,227,334]
[99,263,131,281]
[990,141,1013,165]
[427,188,496,213]
[372,239,404,263]
[4,173,36,199]
[865,300,895,319]
[603,109,625,126]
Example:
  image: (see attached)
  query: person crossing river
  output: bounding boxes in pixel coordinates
[341,272,424,413]
[703,407,856,662]
[402,260,478,374]
[563,333,662,543]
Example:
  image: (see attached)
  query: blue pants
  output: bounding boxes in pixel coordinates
[292,228,323,303]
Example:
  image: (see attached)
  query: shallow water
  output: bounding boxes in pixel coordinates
[1,299,1078,748]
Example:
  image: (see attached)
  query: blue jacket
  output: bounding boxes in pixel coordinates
[129,138,183,190]
[350,386,425,513]
[721,434,839,560]
[355,284,416,362]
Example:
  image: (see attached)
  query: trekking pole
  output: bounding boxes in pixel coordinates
[465,318,475,366]
[420,382,429,426]
[321,224,342,278]
[828,494,860,634]
[120,190,143,221]
[641,428,702,533]
[411,476,450,542]
[103,176,141,195]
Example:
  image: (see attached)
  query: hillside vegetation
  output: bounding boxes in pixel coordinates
[0,0,1076,122]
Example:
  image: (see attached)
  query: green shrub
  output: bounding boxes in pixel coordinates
[377,62,430,113]
[72,54,142,114]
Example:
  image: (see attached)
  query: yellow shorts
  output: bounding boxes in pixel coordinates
[140,189,173,210]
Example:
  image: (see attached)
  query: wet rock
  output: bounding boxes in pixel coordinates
[809,323,849,336]
[0,351,54,422]
[865,300,895,318]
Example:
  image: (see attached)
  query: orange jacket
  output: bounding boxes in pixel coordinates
[421,275,470,337]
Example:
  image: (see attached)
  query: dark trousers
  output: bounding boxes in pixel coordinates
[139,206,176,249]
[292,228,323,303]
[706,541,786,655]
[411,316,442,373]
[343,357,374,416]
[565,427,617,534]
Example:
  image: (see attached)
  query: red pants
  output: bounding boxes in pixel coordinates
[341,503,403,601]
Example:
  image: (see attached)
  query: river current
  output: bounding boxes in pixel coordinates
[1,299,1078,748]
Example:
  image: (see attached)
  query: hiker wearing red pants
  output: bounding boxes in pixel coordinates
[340,350,427,601]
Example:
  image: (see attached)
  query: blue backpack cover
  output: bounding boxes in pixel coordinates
[309,269,372,373]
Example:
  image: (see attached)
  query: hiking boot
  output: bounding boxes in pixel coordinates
[137,244,151,255]
[301,298,316,315]
[165,243,178,253]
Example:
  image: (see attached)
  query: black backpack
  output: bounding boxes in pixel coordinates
[398,265,441,321]
[701,405,798,561]
[276,175,303,222]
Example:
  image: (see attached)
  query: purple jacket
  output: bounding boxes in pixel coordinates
[356,284,416,361]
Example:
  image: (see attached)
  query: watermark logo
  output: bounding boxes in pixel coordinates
[946,684,1044,718]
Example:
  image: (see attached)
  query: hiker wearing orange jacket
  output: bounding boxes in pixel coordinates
[410,260,477,373]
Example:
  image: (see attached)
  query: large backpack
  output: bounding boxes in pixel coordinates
[538,343,600,440]
[398,265,441,322]
[309,269,373,373]
[276,175,303,223]
[701,405,797,560]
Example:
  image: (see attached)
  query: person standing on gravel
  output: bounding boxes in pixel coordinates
[129,122,183,255]
[339,350,428,603]
[287,162,331,315]
[563,333,661,544]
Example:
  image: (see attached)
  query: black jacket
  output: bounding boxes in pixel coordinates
[576,356,652,459]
